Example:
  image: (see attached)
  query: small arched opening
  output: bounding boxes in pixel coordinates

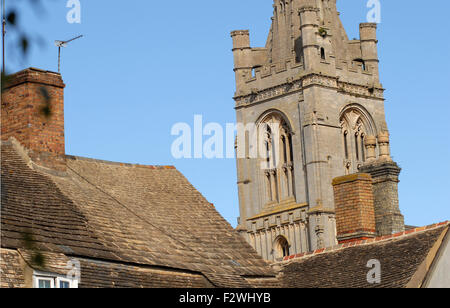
[274,236,290,259]
[320,47,326,60]
[354,58,366,71]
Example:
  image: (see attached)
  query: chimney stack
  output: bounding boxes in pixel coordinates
[360,131,405,236]
[359,162,405,236]
[1,68,66,171]
[332,173,377,244]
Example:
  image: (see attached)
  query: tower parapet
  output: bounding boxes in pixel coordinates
[231,30,268,93]
[231,1,382,99]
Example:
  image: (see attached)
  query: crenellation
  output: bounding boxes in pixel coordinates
[240,59,377,99]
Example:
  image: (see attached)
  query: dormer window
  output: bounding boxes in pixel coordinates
[33,271,78,288]
[35,276,54,288]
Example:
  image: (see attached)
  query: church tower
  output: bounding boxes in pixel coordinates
[231,0,402,261]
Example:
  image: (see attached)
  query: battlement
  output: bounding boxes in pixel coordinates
[234,54,378,98]
[335,58,378,85]
[245,57,303,86]
[232,1,381,95]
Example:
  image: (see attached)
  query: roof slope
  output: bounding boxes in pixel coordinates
[277,224,449,288]
[1,140,277,287]
[0,249,26,288]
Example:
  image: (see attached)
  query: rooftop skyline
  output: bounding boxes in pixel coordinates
[4,0,449,227]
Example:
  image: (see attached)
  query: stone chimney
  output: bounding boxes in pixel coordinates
[360,131,405,236]
[1,68,66,171]
[332,173,377,244]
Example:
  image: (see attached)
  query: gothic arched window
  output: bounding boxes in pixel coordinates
[340,106,376,174]
[258,112,295,205]
[274,236,290,259]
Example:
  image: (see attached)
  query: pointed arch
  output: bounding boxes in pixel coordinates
[340,104,377,173]
[273,235,291,259]
[339,104,377,136]
[256,109,296,205]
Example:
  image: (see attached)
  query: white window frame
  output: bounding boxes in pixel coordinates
[56,277,78,288]
[34,276,55,289]
[33,271,78,288]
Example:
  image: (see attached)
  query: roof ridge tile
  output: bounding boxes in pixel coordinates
[281,221,449,263]
[65,155,176,170]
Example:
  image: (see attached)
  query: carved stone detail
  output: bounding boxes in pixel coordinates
[234,74,384,108]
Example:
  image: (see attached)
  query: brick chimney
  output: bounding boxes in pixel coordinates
[332,173,377,244]
[1,68,66,170]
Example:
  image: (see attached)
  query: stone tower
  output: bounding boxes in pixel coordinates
[231,0,402,261]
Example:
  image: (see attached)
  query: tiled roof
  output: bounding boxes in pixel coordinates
[78,258,213,288]
[0,249,26,288]
[281,221,449,262]
[277,222,449,288]
[1,139,277,288]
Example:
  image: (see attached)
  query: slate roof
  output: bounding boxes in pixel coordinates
[277,222,449,288]
[0,139,278,288]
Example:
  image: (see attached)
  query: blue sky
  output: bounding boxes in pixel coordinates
[5,0,450,227]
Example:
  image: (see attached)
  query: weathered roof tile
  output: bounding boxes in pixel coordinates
[277,224,448,288]
[1,140,277,287]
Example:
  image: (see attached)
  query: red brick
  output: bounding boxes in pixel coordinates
[333,173,376,244]
[1,68,66,171]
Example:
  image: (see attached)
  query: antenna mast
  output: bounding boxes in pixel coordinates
[2,0,6,74]
[55,34,83,73]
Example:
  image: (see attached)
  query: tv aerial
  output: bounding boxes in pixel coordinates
[55,35,83,73]
[2,0,6,73]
